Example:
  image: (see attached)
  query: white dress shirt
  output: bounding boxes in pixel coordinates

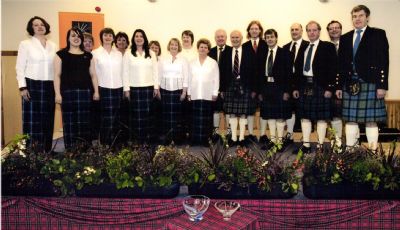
[122,50,158,91]
[179,47,197,62]
[15,37,57,88]
[93,46,123,89]
[303,39,320,77]
[188,56,219,101]
[353,25,367,45]
[157,53,189,91]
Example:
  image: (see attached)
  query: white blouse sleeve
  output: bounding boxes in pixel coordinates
[212,61,220,96]
[15,41,28,88]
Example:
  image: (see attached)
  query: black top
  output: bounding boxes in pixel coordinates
[57,49,93,91]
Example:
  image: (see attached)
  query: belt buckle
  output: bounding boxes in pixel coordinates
[267,76,274,82]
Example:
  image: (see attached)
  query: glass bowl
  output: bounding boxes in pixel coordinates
[214,200,240,221]
[182,195,210,222]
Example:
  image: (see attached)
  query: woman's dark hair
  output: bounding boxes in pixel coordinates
[181,30,194,45]
[131,29,150,59]
[65,27,85,52]
[115,32,130,48]
[149,40,162,56]
[99,27,115,45]
[26,16,50,36]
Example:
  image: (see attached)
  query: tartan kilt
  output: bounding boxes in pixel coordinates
[22,78,55,152]
[99,87,123,145]
[212,94,224,113]
[331,96,342,118]
[223,83,250,115]
[342,81,386,123]
[191,100,213,144]
[260,84,292,120]
[160,88,182,139]
[129,86,154,142]
[61,89,92,149]
[296,82,332,121]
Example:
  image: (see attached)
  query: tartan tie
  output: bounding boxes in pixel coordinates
[233,49,239,77]
[253,40,258,52]
[304,44,314,72]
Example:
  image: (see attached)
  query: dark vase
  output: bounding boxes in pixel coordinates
[302,180,400,200]
[1,175,58,197]
[75,183,180,198]
[188,183,296,199]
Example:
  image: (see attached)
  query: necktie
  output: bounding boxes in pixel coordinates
[218,47,223,62]
[334,42,339,53]
[290,42,297,63]
[353,29,362,57]
[233,49,239,77]
[267,50,273,76]
[253,40,258,52]
[304,44,314,72]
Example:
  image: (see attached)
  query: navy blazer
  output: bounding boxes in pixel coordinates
[242,39,268,94]
[338,26,389,90]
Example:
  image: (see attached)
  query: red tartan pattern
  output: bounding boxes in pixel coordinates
[2,197,399,229]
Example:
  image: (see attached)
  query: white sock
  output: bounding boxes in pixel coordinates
[229,117,238,142]
[366,124,379,150]
[301,119,312,148]
[213,112,220,128]
[286,113,295,137]
[317,120,328,145]
[345,123,359,147]
[260,119,268,137]
[267,119,277,142]
[331,118,343,146]
[276,120,286,143]
[239,118,247,141]
[225,114,230,129]
[247,115,254,135]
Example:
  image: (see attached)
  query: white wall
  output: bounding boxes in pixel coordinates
[2,0,400,99]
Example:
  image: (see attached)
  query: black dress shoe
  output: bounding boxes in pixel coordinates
[292,145,311,154]
[245,135,258,146]
[228,138,238,147]
[238,140,246,147]
[259,135,270,145]
[279,134,294,152]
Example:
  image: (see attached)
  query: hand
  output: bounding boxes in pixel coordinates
[251,92,257,99]
[283,92,290,101]
[293,90,299,99]
[377,89,386,99]
[258,94,263,101]
[180,92,186,101]
[220,92,224,99]
[187,95,191,101]
[324,91,332,98]
[124,91,130,101]
[153,88,160,99]
[336,90,342,99]
[93,91,100,101]
[20,89,30,102]
[212,95,218,101]
[55,93,62,104]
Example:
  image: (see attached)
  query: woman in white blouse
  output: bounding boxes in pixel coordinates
[157,38,189,145]
[92,28,123,145]
[188,38,220,146]
[122,29,158,144]
[16,16,57,152]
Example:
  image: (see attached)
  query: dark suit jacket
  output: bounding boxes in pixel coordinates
[258,47,291,94]
[294,40,337,92]
[338,26,389,90]
[209,45,232,63]
[219,46,256,93]
[283,40,309,92]
[242,39,268,94]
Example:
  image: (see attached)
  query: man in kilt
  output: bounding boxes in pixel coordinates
[336,5,389,151]
[258,29,292,150]
[208,29,232,141]
[292,21,337,154]
[220,30,256,146]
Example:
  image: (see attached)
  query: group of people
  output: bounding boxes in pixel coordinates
[17,4,389,153]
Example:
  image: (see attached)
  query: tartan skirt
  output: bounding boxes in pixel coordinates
[22,78,55,152]
[61,89,92,149]
[296,82,332,121]
[160,88,183,139]
[191,100,213,144]
[342,81,386,123]
[129,86,154,142]
[99,87,123,145]
[260,84,292,120]
[223,82,250,115]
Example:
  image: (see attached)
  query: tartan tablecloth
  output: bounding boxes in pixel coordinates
[2,197,400,229]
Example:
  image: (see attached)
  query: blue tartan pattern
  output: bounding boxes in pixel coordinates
[61,89,92,149]
[191,100,213,144]
[260,83,292,120]
[22,78,55,152]
[99,87,123,145]
[160,89,182,140]
[342,82,386,123]
[296,82,332,121]
[129,86,154,142]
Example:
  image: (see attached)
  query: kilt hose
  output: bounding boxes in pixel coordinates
[223,82,251,116]
[129,86,154,142]
[260,83,292,120]
[160,88,182,140]
[61,89,92,149]
[99,87,122,145]
[342,81,387,123]
[191,100,213,145]
[296,82,332,122]
[22,78,55,152]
